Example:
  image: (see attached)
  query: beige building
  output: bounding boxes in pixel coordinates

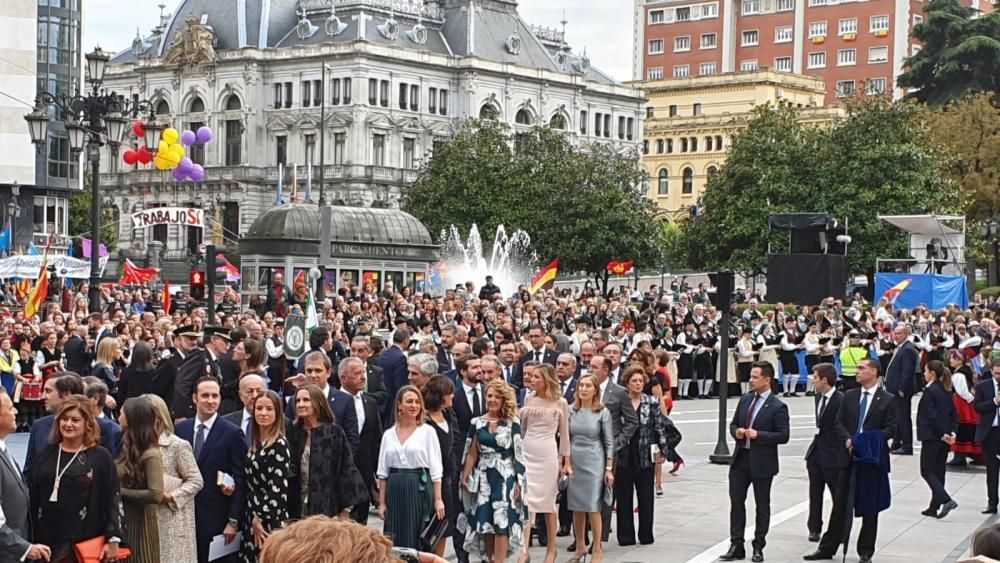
[639,70,843,219]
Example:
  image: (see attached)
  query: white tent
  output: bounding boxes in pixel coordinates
[878,215,965,275]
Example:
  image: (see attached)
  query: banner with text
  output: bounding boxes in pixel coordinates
[0,254,109,280]
[131,207,205,229]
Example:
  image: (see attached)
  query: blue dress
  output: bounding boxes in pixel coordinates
[458,417,527,560]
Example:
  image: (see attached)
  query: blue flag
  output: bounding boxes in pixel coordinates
[0,223,11,253]
[27,242,39,255]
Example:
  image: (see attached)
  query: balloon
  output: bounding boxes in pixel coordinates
[171,144,185,160]
[132,121,144,138]
[172,167,187,181]
[162,127,180,145]
[196,126,213,143]
[137,146,152,165]
[122,150,138,165]
[189,164,205,182]
[178,157,193,173]
[154,155,170,170]
[180,130,196,146]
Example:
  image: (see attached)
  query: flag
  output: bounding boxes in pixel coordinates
[305,281,319,331]
[882,278,912,303]
[606,260,635,276]
[305,161,313,204]
[26,243,39,255]
[24,258,49,319]
[291,163,298,203]
[120,259,161,285]
[529,258,559,295]
[216,255,241,282]
[79,237,108,259]
[275,163,284,205]
[0,222,11,253]
[292,269,306,290]
[162,280,171,314]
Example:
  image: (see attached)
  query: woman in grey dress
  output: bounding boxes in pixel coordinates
[567,374,615,563]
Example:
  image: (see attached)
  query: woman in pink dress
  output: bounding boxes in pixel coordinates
[519,363,571,563]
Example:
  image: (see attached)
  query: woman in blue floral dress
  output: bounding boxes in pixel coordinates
[459,379,527,563]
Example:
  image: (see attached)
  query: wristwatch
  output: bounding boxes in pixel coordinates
[228,518,239,528]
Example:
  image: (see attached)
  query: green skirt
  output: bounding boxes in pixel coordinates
[384,468,432,549]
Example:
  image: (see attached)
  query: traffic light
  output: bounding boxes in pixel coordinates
[190,270,205,301]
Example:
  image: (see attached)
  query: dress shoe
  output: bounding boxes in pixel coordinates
[938,499,958,519]
[718,544,746,561]
[557,525,571,537]
[751,546,764,562]
[807,532,820,542]
[859,555,873,563]
[920,508,938,517]
[802,551,833,561]
[982,506,997,514]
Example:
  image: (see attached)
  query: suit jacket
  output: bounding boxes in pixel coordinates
[378,345,409,424]
[805,390,845,468]
[602,380,640,455]
[283,386,360,456]
[364,363,388,412]
[175,416,248,539]
[973,378,1000,444]
[63,335,90,375]
[513,347,559,389]
[729,391,791,479]
[452,381,485,468]
[215,352,242,415]
[0,442,30,559]
[559,377,578,404]
[436,348,455,373]
[917,381,958,442]
[354,393,383,501]
[172,347,216,419]
[885,341,918,396]
[835,386,897,469]
[22,414,122,482]
[223,409,250,442]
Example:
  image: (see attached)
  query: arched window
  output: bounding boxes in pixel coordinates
[515,109,532,125]
[707,165,719,181]
[549,114,567,130]
[682,167,694,194]
[225,95,242,111]
[479,104,499,120]
[189,96,205,113]
[658,169,669,195]
[154,100,170,116]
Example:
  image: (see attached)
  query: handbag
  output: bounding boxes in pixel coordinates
[74,536,132,563]
[418,514,449,552]
[663,415,683,451]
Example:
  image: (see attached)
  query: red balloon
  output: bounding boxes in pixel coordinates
[122,150,138,165]
[132,120,144,138]
[137,146,152,165]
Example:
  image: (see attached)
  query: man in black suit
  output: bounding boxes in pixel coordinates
[884,324,917,455]
[436,323,458,372]
[349,336,387,412]
[805,358,896,563]
[284,351,360,455]
[497,341,518,385]
[721,361,790,563]
[338,357,383,524]
[974,358,1000,514]
[555,353,578,403]
[379,328,411,424]
[451,354,483,563]
[443,342,471,384]
[63,326,90,375]
[805,363,844,543]
[222,373,266,439]
[204,327,241,415]
[514,324,559,388]
[0,389,50,562]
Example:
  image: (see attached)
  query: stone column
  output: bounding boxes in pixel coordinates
[147,240,164,269]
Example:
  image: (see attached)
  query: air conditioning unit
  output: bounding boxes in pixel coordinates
[874,29,889,36]
[811,35,826,43]
[843,32,857,40]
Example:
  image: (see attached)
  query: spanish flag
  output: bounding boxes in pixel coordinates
[882,278,912,303]
[607,260,635,276]
[24,257,49,319]
[162,280,171,315]
[529,258,559,295]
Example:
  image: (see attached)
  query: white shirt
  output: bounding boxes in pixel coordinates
[530,346,548,362]
[599,376,610,398]
[462,381,482,414]
[858,383,878,426]
[952,372,973,403]
[376,424,443,481]
[351,390,366,432]
[0,439,28,562]
[196,412,218,437]
[241,409,252,436]
[817,387,836,422]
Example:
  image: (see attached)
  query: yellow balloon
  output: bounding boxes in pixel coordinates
[163,127,180,145]
[154,156,169,170]
[171,144,185,159]
[159,140,172,153]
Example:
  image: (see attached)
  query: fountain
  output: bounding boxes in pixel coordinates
[439,224,537,295]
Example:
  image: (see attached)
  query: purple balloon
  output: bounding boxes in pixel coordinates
[189,164,205,182]
[196,126,213,144]
[178,157,193,173]
[180,130,197,146]
[172,167,186,182]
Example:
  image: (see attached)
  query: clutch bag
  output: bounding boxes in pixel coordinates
[419,514,449,552]
[466,472,480,493]
[74,536,132,563]
[602,484,614,508]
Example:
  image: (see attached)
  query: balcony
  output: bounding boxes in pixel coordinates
[103,165,422,188]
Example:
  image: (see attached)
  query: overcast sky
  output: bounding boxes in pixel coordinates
[83,0,634,82]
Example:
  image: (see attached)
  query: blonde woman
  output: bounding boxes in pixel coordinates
[567,375,615,563]
[144,394,203,563]
[93,336,123,396]
[459,379,527,563]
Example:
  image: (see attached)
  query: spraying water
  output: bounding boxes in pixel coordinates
[439,224,537,295]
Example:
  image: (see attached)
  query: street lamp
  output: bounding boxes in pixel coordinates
[25,45,160,314]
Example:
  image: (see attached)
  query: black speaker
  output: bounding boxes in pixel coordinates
[710,271,734,309]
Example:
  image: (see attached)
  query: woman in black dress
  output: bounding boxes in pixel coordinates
[422,375,457,557]
[34,331,63,380]
[118,341,175,405]
[30,395,124,563]
[243,390,291,562]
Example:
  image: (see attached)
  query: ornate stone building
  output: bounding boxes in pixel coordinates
[100,0,644,259]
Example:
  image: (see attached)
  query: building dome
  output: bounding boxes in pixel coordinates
[157,0,300,54]
[244,203,435,245]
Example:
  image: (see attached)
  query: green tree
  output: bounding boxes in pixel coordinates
[405,120,662,296]
[69,171,118,251]
[898,0,1000,107]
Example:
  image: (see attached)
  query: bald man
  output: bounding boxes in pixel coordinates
[223,374,266,439]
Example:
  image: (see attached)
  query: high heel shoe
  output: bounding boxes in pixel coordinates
[518,553,532,563]
[669,459,685,475]
[655,484,664,497]
[567,553,588,563]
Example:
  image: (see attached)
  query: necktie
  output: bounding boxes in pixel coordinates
[817,395,827,427]
[857,391,869,435]
[743,394,759,448]
[447,351,453,369]
[194,423,206,458]
[535,351,541,362]
[472,387,482,417]
[561,381,567,396]
[505,366,511,382]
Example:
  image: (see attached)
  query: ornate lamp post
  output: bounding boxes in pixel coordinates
[24,46,163,313]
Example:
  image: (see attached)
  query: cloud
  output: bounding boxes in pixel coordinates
[84,0,631,81]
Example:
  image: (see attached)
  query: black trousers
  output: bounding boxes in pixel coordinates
[892,394,913,451]
[806,457,840,535]
[818,465,878,557]
[615,464,655,546]
[728,449,772,548]
[920,440,951,509]
[984,428,1000,508]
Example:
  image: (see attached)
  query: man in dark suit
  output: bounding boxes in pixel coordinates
[285,351,360,455]
[806,358,896,563]
[378,328,410,424]
[974,358,1000,514]
[63,326,90,375]
[176,377,248,563]
[350,336,388,411]
[203,327,240,415]
[513,324,559,388]
[172,325,215,420]
[222,373,266,439]
[338,357,383,524]
[805,363,844,543]
[556,353,578,404]
[436,323,458,372]
[451,354,483,563]
[497,341,518,386]
[0,390,50,561]
[884,324,917,455]
[443,343,471,384]
[721,361,790,563]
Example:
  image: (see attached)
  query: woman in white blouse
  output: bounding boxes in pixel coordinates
[377,384,445,549]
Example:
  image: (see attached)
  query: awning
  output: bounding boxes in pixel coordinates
[878,215,964,235]
[768,213,837,231]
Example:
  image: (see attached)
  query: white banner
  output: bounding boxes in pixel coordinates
[0,254,110,280]
[131,207,205,229]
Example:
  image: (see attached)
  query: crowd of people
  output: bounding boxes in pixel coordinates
[6,272,1000,562]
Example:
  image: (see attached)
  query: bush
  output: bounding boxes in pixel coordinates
[978,286,1000,299]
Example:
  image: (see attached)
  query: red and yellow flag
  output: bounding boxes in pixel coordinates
[882,278,912,303]
[24,259,49,319]
[162,280,171,315]
[529,258,559,295]
[606,260,635,276]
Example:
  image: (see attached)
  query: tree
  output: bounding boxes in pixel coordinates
[405,120,663,296]
[898,0,1000,107]
[69,171,118,252]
